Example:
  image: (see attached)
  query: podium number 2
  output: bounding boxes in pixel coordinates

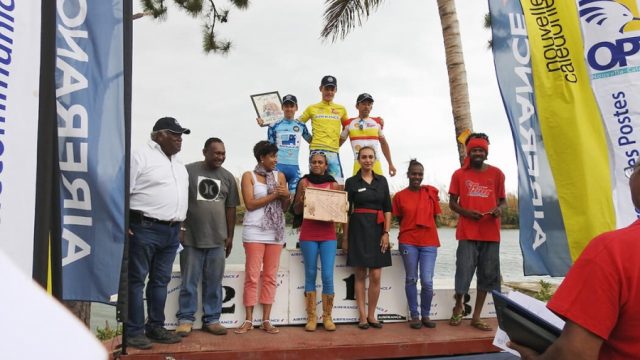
[222,286,236,314]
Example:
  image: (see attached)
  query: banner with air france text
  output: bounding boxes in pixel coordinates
[489,0,572,276]
[490,0,620,275]
[56,0,125,302]
[0,2,41,276]
[577,0,640,228]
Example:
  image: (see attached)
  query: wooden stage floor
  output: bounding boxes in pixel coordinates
[106,318,500,359]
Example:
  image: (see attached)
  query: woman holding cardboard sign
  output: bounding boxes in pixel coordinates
[292,153,340,332]
[342,146,392,329]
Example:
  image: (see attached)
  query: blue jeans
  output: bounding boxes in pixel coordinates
[399,243,437,319]
[300,240,337,294]
[176,245,225,325]
[126,221,180,336]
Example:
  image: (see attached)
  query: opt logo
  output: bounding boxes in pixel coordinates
[580,0,640,71]
[197,176,221,201]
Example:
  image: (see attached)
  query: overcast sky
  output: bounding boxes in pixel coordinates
[131,0,517,193]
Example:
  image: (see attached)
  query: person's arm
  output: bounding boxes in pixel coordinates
[491,197,507,217]
[380,211,391,253]
[241,171,279,211]
[391,192,402,227]
[224,207,236,258]
[508,320,603,360]
[292,179,307,215]
[341,179,352,251]
[380,177,392,252]
[277,172,291,211]
[267,124,276,143]
[299,106,311,123]
[449,194,483,220]
[301,122,312,144]
[379,136,396,177]
[432,188,442,221]
[339,125,349,146]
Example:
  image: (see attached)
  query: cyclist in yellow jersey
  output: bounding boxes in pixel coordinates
[340,93,396,177]
[299,75,349,184]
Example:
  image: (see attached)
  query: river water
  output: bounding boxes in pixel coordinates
[91,226,560,333]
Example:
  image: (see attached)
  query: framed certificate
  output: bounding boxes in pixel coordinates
[303,187,349,223]
[250,91,283,126]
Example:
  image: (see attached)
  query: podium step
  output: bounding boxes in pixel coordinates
[110,318,500,359]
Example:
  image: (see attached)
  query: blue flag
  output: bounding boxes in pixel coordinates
[488,0,572,276]
[56,0,126,302]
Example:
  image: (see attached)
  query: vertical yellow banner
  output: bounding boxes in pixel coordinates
[521,0,615,260]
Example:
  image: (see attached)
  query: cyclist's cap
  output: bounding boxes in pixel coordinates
[320,75,337,88]
[356,93,374,104]
[153,116,191,134]
[282,94,297,105]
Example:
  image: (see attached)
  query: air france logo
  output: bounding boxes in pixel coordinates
[580,0,640,72]
[197,176,221,201]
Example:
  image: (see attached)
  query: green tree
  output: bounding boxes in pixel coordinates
[321,0,473,165]
[483,12,492,49]
[139,0,249,54]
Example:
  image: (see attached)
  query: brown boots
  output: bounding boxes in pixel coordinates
[305,292,336,331]
[322,294,336,331]
[305,291,317,331]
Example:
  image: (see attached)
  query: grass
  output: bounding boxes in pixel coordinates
[533,280,554,302]
[96,321,122,341]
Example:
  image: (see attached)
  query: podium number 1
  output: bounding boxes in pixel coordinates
[342,274,355,300]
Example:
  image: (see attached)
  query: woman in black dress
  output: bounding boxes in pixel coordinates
[341,146,392,329]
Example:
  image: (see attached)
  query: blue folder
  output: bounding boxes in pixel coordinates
[492,290,562,354]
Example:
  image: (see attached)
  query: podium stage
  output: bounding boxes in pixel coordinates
[162,249,496,329]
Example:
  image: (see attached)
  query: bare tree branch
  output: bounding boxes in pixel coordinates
[140,0,247,54]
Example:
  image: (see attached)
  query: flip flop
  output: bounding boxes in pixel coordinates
[233,320,253,334]
[470,319,494,332]
[260,320,280,334]
[449,307,463,326]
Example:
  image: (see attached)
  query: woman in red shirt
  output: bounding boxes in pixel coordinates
[292,153,340,332]
[392,159,441,329]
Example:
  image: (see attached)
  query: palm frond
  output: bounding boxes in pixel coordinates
[320,0,384,43]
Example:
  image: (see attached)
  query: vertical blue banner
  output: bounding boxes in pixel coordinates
[55,0,125,302]
[489,0,572,276]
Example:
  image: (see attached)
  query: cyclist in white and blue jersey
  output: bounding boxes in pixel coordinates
[258,94,312,193]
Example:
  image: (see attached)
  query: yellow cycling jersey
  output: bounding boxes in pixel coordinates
[299,101,348,152]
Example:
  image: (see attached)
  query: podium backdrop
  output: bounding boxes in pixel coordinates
[164,249,495,328]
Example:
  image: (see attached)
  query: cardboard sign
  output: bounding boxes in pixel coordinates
[304,187,348,223]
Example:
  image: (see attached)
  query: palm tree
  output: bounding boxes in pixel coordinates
[321,0,473,165]
[140,0,249,54]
